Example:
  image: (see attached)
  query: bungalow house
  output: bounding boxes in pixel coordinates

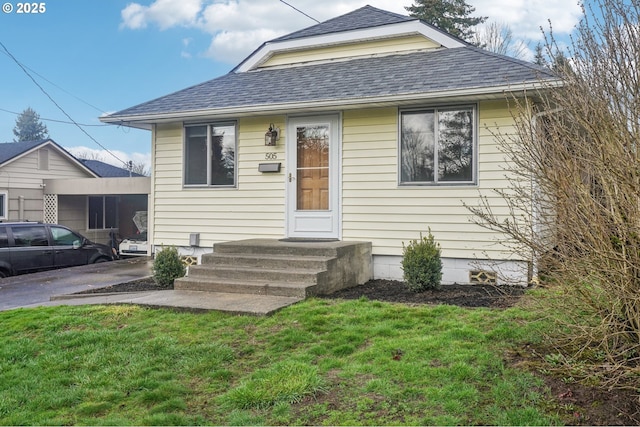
[0,139,150,245]
[100,5,558,285]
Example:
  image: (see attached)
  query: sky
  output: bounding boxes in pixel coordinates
[0,0,582,171]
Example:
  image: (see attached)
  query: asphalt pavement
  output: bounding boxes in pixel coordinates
[0,256,301,315]
[0,257,152,311]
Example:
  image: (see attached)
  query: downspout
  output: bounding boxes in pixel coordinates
[18,195,24,221]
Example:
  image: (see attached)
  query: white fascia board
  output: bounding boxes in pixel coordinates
[99,80,560,128]
[235,21,466,73]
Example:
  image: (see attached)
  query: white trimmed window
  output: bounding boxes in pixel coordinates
[400,106,476,185]
[88,196,118,229]
[0,191,7,220]
[184,123,237,187]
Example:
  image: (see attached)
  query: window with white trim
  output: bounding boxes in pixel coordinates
[184,123,237,187]
[88,196,118,229]
[0,191,7,220]
[400,106,476,184]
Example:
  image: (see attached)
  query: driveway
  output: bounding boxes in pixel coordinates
[0,257,152,311]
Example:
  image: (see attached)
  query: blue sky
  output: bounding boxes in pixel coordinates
[0,0,582,170]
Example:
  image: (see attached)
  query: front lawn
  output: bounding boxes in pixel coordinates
[1,297,558,425]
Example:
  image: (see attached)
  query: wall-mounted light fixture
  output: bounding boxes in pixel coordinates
[265,123,280,146]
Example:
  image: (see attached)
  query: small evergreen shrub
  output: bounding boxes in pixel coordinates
[153,246,185,287]
[402,230,443,292]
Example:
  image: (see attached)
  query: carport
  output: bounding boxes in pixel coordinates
[42,176,151,251]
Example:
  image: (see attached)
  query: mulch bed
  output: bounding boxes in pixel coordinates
[320,279,526,308]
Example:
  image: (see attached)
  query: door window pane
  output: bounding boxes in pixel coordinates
[296,125,329,210]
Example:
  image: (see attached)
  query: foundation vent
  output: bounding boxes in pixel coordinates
[469,270,497,285]
[181,255,198,267]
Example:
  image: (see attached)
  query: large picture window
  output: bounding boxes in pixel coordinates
[185,123,236,187]
[88,196,118,230]
[400,106,475,184]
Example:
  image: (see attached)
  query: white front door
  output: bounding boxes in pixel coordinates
[286,115,340,239]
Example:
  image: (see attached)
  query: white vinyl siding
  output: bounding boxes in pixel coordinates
[153,118,286,247]
[151,101,522,263]
[0,147,93,221]
[260,35,439,68]
[341,101,521,261]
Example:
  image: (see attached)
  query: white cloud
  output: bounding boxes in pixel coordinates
[120,0,582,64]
[121,0,204,30]
[473,0,582,41]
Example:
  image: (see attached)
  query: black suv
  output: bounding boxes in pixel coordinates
[0,223,115,278]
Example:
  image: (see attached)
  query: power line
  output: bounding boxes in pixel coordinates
[279,0,320,23]
[0,40,128,168]
[0,107,109,127]
[0,49,107,114]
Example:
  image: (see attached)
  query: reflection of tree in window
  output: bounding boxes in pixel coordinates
[401,111,435,182]
[185,126,207,185]
[438,109,473,181]
[401,107,474,183]
[211,126,235,186]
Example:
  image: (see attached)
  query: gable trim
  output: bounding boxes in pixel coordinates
[0,139,99,178]
[234,20,466,73]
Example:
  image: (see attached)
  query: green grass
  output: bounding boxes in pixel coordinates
[0,297,562,425]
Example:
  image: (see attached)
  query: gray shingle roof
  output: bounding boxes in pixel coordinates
[106,47,555,120]
[272,5,414,42]
[80,159,144,178]
[0,139,49,165]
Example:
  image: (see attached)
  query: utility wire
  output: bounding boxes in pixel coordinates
[0,40,128,167]
[0,107,109,127]
[279,0,320,23]
[0,49,107,114]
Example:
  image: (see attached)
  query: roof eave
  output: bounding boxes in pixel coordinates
[100,79,562,128]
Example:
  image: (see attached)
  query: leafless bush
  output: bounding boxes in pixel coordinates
[469,0,640,389]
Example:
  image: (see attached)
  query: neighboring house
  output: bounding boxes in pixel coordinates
[100,5,559,284]
[0,139,150,245]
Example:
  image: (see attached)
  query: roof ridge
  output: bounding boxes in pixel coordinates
[269,4,414,43]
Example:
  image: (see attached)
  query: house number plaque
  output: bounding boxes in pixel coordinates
[265,153,278,160]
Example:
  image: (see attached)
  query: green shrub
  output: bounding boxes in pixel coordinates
[153,246,186,287]
[402,230,443,292]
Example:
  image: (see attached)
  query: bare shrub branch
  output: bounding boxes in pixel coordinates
[469,0,640,389]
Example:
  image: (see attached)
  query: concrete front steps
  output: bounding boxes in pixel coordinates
[174,239,372,301]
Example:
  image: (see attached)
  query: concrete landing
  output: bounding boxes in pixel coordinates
[45,290,302,315]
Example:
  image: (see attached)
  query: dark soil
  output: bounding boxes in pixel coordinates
[320,279,526,308]
[81,277,639,425]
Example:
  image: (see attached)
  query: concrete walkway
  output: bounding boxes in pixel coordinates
[1,257,301,315]
[47,291,302,315]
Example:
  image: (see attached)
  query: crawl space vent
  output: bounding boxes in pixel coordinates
[469,270,497,284]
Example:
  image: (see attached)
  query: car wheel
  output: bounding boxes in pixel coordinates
[93,257,110,264]
[0,269,7,278]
